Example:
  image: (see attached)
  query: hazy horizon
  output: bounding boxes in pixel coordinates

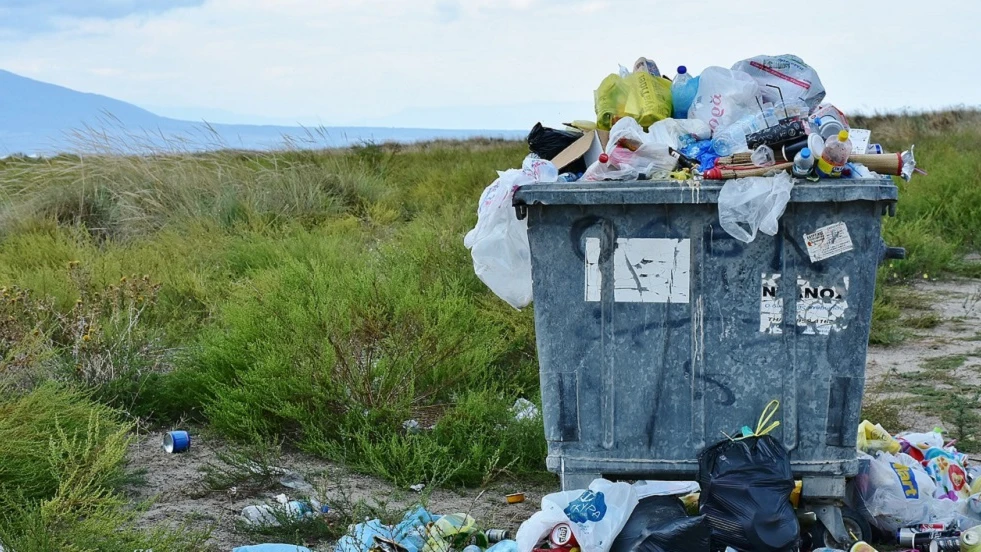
[2,0,979,132]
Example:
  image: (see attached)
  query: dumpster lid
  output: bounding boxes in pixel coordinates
[512,177,898,208]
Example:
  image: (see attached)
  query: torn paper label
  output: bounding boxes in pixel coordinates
[584,237,690,303]
[797,276,850,335]
[760,273,783,334]
[584,238,601,302]
[804,222,854,263]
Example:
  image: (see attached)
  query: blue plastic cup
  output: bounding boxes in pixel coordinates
[163,430,191,453]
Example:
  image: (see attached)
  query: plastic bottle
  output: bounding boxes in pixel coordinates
[792,147,814,177]
[816,130,852,178]
[671,66,698,119]
[710,118,752,156]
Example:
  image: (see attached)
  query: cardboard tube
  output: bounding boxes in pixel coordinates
[849,153,904,176]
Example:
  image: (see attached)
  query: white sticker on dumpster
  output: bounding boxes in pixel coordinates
[804,222,854,263]
[583,238,690,303]
[584,238,602,302]
[760,273,783,334]
[797,277,850,335]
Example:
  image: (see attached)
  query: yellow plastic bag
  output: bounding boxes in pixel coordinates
[594,72,673,131]
[857,420,901,454]
[623,72,672,128]
[594,73,628,131]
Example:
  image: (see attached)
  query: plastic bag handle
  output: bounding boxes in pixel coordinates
[724,400,781,441]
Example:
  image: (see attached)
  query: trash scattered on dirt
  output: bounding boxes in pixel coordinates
[163,430,191,453]
[240,493,326,527]
[511,399,539,421]
[850,421,981,550]
[233,545,313,552]
[505,492,525,505]
[279,470,316,494]
[333,507,497,552]
[410,483,426,493]
[403,419,422,434]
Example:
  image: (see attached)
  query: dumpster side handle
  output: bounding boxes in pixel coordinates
[514,202,528,221]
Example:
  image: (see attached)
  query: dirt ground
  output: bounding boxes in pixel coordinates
[865,277,981,431]
[126,277,981,551]
[126,429,553,551]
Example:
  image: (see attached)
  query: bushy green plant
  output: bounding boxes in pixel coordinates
[0,385,211,550]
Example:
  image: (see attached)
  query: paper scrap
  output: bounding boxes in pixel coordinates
[804,222,854,263]
[848,129,871,155]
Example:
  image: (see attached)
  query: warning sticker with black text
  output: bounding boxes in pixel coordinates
[804,222,854,263]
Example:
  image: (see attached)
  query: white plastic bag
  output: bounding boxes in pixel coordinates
[516,479,639,552]
[687,67,761,133]
[856,451,956,532]
[731,54,826,110]
[718,172,793,243]
[582,117,676,181]
[646,118,712,150]
[463,156,557,309]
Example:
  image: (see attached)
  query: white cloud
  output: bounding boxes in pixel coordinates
[0,0,978,129]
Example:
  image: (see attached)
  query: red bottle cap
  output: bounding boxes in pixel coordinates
[598,153,609,163]
[703,167,722,180]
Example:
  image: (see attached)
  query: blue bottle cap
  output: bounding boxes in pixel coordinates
[677,65,687,75]
[801,148,811,158]
[813,117,822,125]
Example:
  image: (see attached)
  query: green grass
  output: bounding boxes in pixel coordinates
[0,384,211,550]
[1,111,980,542]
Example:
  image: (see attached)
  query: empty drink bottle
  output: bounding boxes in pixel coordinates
[792,147,815,177]
[671,66,698,119]
[816,130,852,178]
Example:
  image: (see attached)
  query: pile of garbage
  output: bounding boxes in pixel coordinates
[245,410,981,552]
[464,53,922,310]
[529,54,918,185]
[847,421,981,550]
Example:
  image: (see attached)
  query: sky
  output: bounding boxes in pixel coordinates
[1,0,979,130]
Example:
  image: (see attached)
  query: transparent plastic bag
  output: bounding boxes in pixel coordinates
[582,117,677,181]
[850,452,958,532]
[516,479,639,552]
[463,156,557,309]
[687,67,761,133]
[731,55,826,110]
[718,172,793,243]
[647,118,712,150]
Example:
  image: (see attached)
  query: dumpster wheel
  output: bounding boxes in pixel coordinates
[810,506,871,550]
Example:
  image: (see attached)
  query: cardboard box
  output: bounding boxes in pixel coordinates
[549,129,609,173]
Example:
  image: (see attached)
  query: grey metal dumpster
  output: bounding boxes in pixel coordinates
[512,177,900,543]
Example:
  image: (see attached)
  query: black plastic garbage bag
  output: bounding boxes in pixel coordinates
[527,123,586,173]
[610,495,711,552]
[698,435,799,552]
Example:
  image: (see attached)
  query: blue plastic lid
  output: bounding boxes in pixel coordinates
[801,147,811,158]
[677,65,687,75]
[813,117,822,125]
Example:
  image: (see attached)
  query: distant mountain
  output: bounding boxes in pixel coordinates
[0,70,526,155]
